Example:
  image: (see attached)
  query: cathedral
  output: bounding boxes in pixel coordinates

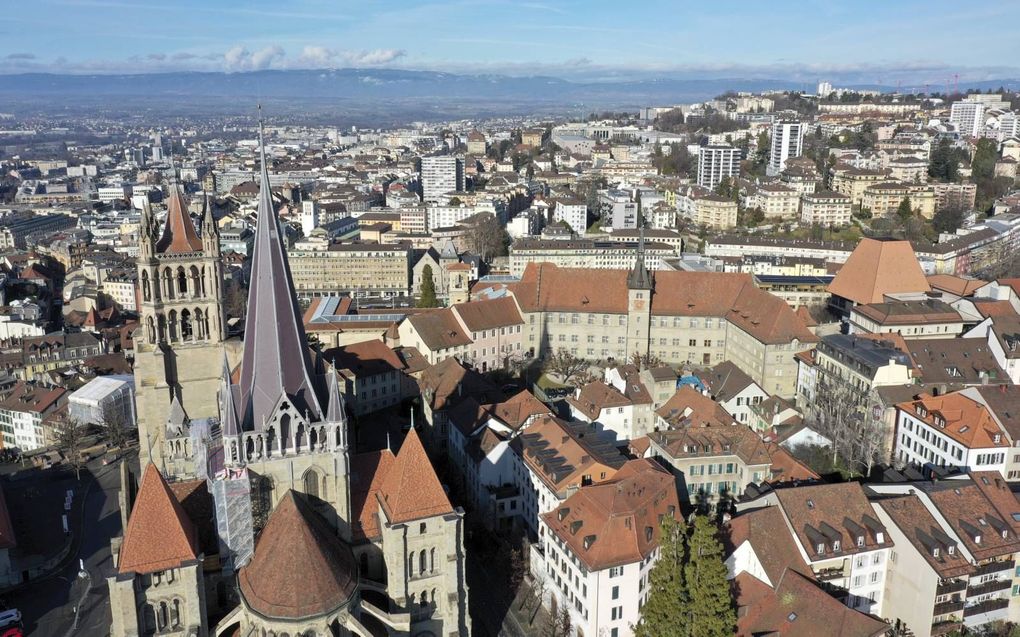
[109,122,472,637]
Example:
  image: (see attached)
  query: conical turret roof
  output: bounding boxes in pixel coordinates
[238,491,358,619]
[156,184,203,255]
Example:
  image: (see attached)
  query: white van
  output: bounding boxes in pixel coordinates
[0,609,21,628]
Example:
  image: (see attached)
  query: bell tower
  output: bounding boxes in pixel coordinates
[134,184,226,474]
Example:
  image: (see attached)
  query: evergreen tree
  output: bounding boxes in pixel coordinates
[896,196,914,222]
[685,515,736,637]
[417,264,440,308]
[635,516,688,637]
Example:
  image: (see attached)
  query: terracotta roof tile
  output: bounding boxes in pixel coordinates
[238,491,358,619]
[452,296,523,331]
[118,464,200,575]
[540,459,679,570]
[155,187,203,255]
[349,450,395,541]
[377,428,453,524]
[827,238,930,304]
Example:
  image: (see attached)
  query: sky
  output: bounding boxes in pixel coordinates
[2,0,1019,84]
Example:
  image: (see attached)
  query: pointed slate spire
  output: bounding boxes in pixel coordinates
[220,353,240,438]
[325,367,347,425]
[202,193,217,236]
[238,107,324,431]
[166,394,189,437]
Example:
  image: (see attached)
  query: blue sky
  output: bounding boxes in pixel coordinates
[3,0,1019,82]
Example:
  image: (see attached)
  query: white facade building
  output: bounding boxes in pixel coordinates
[697,145,742,190]
[951,101,986,138]
[421,156,464,203]
[767,121,804,176]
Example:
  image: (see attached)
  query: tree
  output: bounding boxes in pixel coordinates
[896,196,914,222]
[417,264,440,308]
[933,206,965,234]
[224,278,248,320]
[928,138,962,182]
[544,348,589,385]
[466,212,511,261]
[685,515,736,637]
[55,417,88,480]
[556,605,572,637]
[635,515,688,637]
[509,547,527,595]
[102,404,130,449]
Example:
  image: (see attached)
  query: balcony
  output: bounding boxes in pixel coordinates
[933,600,965,617]
[972,559,1014,577]
[966,578,1011,598]
[935,579,967,596]
[931,620,963,637]
[963,597,1010,619]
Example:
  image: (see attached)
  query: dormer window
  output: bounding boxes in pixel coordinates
[876,532,884,543]
[816,543,825,555]
[933,547,940,558]
[833,540,841,552]
[583,535,596,550]
[974,534,982,545]
[934,415,945,428]
[948,545,956,555]
[994,434,1002,444]
[857,535,865,547]
[1003,529,1009,539]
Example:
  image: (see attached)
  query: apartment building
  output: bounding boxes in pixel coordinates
[550,197,588,233]
[752,183,800,219]
[508,238,672,277]
[872,473,1020,635]
[737,483,894,615]
[509,415,627,539]
[767,120,804,176]
[862,183,937,219]
[697,145,742,190]
[325,339,405,416]
[397,296,526,370]
[0,381,66,450]
[287,241,411,298]
[888,155,930,182]
[20,332,103,381]
[951,101,986,138]
[849,299,965,339]
[566,378,653,442]
[421,156,464,202]
[101,268,139,312]
[893,391,1009,476]
[801,190,853,226]
[833,167,890,207]
[534,459,679,637]
[700,360,769,425]
[692,194,739,229]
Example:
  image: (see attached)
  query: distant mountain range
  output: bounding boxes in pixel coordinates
[0,68,882,102]
[1,68,1017,124]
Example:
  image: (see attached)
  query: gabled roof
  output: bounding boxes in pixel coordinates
[877,494,972,578]
[489,390,551,430]
[827,238,930,304]
[655,386,736,429]
[701,360,761,402]
[377,428,453,524]
[726,506,812,585]
[238,491,358,619]
[734,569,889,637]
[774,483,892,561]
[349,450,395,542]
[155,185,203,255]
[118,464,199,575]
[567,380,632,421]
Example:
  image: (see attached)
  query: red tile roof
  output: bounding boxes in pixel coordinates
[377,428,453,524]
[349,450,395,541]
[238,491,358,619]
[118,464,199,575]
[541,458,679,570]
[827,238,930,304]
[155,187,203,255]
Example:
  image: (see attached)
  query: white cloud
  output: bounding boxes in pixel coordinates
[223,45,284,72]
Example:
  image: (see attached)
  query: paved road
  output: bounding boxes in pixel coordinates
[9,453,130,636]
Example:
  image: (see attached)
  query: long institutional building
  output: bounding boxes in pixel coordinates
[405,256,816,397]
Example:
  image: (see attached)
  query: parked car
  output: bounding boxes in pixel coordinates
[0,609,21,629]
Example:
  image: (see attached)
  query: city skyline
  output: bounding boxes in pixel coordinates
[3,0,1019,84]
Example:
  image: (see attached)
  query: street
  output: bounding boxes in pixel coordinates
[8,453,130,637]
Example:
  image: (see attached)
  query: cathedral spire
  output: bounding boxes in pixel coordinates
[238,107,324,431]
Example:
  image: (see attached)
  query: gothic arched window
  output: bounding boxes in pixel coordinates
[142,270,151,302]
[177,266,187,295]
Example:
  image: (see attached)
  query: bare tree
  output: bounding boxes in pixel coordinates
[509,547,527,595]
[54,417,88,480]
[528,574,549,625]
[557,605,573,637]
[544,348,590,385]
[630,352,663,370]
[810,373,887,475]
[102,405,129,450]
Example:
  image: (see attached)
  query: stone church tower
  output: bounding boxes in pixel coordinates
[626,194,652,360]
[134,186,226,471]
